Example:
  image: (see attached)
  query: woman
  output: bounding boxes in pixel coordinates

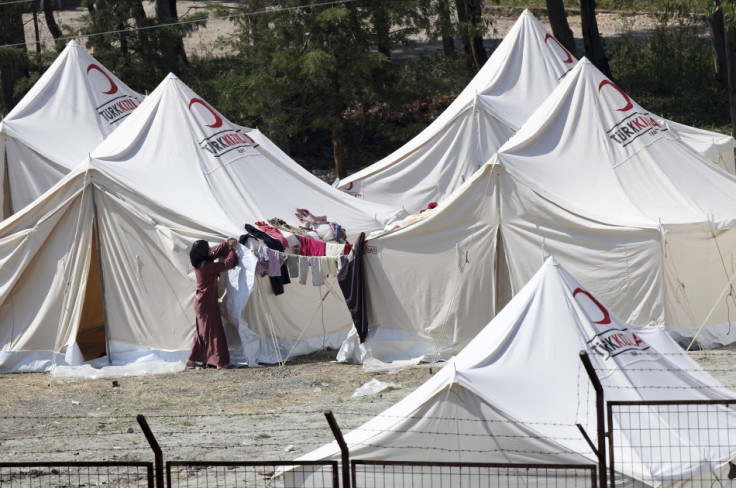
[187,237,239,369]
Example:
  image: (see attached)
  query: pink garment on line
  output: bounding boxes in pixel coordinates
[295,208,328,224]
[299,235,326,256]
[254,221,290,249]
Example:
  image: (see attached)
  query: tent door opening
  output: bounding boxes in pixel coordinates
[76,225,108,361]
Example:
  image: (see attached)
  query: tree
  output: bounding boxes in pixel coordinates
[546,0,576,56]
[437,0,455,56]
[79,0,204,92]
[42,0,64,47]
[580,0,611,78]
[155,0,188,72]
[709,0,727,85]
[0,2,28,113]
[724,2,736,138]
[226,1,426,179]
[454,0,487,70]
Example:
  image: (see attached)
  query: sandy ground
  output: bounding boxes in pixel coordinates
[0,346,735,465]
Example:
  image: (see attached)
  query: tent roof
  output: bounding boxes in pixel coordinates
[88,73,405,235]
[300,258,736,483]
[0,40,143,172]
[337,9,574,213]
[493,58,736,229]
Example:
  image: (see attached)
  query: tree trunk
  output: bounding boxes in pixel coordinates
[437,0,455,57]
[725,21,736,138]
[579,0,611,78]
[467,0,487,70]
[710,1,727,86]
[372,2,391,59]
[42,0,64,45]
[155,0,188,70]
[545,0,576,56]
[332,128,347,180]
[455,0,486,70]
[0,4,28,112]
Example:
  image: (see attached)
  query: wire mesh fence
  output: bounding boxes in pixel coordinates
[166,460,339,488]
[350,461,597,488]
[607,400,736,488]
[0,461,154,487]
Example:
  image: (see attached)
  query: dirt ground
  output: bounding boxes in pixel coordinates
[1,346,735,464]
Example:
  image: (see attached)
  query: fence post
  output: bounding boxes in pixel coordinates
[137,414,164,488]
[324,410,351,488]
[579,350,607,488]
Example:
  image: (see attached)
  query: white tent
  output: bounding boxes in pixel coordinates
[337,10,735,214]
[337,9,575,214]
[0,40,143,219]
[666,119,735,173]
[0,73,405,374]
[292,258,736,488]
[339,58,736,366]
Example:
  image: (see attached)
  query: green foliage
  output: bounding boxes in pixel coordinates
[608,4,730,128]
[76,0,207,94]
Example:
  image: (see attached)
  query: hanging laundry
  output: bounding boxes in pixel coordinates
[309,257,324,286]
[338,232,367,342]
[242,224,291,295]
[254,221,290,249]
[298,235,326,256]
[295,208,328,224]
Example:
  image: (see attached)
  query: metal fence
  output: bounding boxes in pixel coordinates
[0,461,154,487]
[351,461,597,488]
[166,460,339,488]
[607,400,736,488]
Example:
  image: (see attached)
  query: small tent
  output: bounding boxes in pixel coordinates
[337,10,735,214]
[339,58,736,366]
[0,73,404,373]
[0,40,143,218]
[292,258,736,488]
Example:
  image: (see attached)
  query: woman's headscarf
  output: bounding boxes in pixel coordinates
[189,240,212,269]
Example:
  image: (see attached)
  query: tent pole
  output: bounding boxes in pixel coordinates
[90,186,112,365]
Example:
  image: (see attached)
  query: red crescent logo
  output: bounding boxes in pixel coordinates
[598,80,633,112]
[188,98,223,129]
[86,64,118,95]
[544,34,573,64]
[573,288,611,325]
[346,182,354,190]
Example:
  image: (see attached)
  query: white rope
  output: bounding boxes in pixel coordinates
[686,262,736,351]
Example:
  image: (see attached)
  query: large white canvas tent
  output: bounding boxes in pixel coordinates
[337,10,735,214]
[0,40,143,219]
[339,58,736,366]
[0,73,405,374]
[291,258,736,488]
[336,9,574,214]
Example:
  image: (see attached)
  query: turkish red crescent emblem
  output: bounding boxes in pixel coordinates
[573,288,611,325]
[188,98,223,129]
[544,34,573,64]
[346,182,354,190]
[598,80,633,112]
[86,64,118,95]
